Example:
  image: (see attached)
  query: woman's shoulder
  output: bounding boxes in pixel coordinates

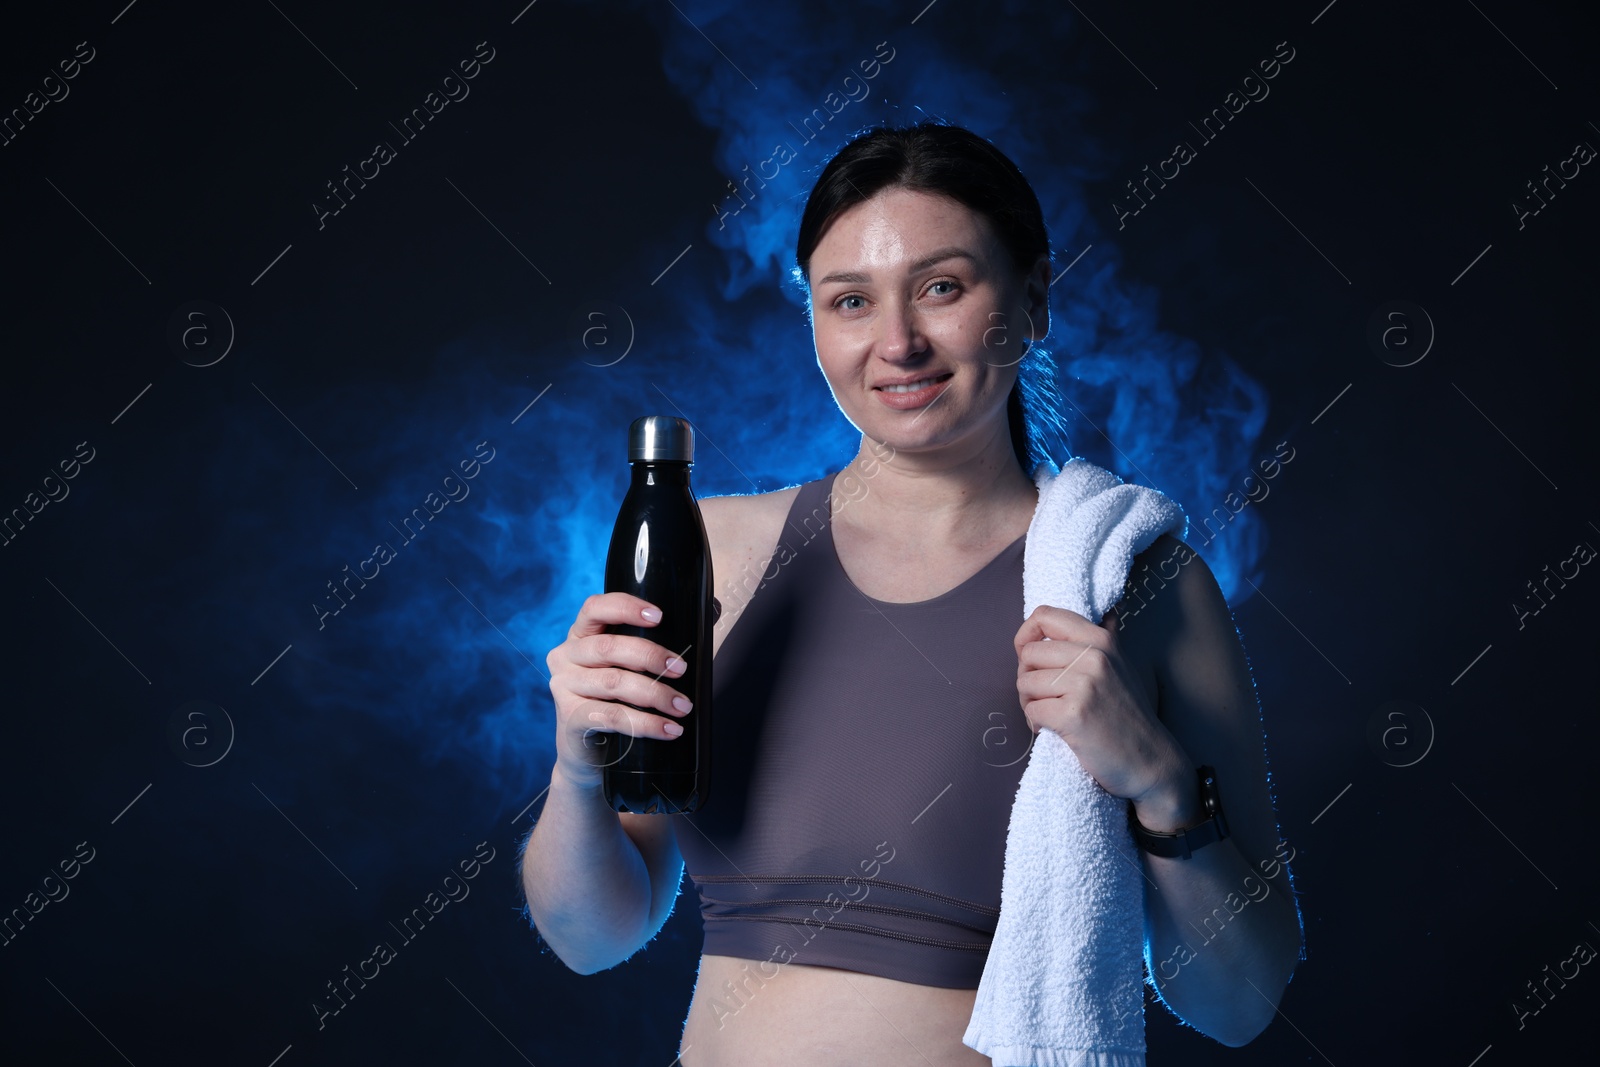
[700,484,812,639]
[699,483,806,579]
[700,482,803,533]
[1115,532,1239,682]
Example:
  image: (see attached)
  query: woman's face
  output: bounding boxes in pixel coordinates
[806,186,1048,462]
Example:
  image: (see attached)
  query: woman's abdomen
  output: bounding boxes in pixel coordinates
[677,953,991,1066]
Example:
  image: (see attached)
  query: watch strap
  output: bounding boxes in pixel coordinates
[1129,765,1230,859]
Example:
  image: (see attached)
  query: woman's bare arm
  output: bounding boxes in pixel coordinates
[519,592,698,973]
[1125,535,1305,1046]
[520,762,660,974]
[518,492,764,973]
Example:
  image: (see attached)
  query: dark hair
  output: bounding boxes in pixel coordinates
[793,122,1067,476]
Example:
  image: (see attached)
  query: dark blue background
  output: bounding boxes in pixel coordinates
[1,1,1594,1064]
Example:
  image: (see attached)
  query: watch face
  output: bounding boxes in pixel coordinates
[1199,766,1222,818]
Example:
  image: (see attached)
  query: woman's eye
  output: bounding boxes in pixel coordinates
[926,280,959,297]
[836,294,866,311]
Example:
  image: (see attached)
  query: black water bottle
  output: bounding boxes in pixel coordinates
[600,416,714,814]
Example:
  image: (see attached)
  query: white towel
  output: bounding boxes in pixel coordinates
[963,457,1188,1067]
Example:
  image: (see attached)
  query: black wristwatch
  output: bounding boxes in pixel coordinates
[1128,766,1230,859]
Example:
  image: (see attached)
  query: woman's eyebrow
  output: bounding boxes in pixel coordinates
[815,246,977,286]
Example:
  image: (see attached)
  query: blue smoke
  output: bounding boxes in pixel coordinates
[232,0,1269,807]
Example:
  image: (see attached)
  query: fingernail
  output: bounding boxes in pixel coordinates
[666,657,687,675]
[663,721,684,736]
[641,606,662,622]
[673,696,692,713]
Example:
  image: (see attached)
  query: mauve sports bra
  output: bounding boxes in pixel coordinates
[668,470,1034,989]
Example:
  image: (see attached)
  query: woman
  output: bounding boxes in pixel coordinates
[523,122,1303,1065]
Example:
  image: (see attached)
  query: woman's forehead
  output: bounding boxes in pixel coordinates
[810,188,998,276]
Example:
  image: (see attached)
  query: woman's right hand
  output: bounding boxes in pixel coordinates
[546,593,693,790]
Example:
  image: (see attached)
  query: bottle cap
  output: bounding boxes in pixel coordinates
[628,415,695,463]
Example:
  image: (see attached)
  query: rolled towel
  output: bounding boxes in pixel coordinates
[963,457,1188,1067]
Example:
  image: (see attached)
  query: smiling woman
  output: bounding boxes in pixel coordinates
[521,122,1303,1067]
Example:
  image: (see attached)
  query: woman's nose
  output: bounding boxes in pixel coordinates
[877,303,927,362]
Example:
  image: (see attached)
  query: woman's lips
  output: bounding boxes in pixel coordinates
[873,373,953,410]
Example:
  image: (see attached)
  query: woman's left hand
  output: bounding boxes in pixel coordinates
[1014,604,1188,812]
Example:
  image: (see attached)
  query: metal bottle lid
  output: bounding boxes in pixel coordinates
[628,415,695,463]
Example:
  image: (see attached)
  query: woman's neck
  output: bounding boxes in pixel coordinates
[834,425,1040,549]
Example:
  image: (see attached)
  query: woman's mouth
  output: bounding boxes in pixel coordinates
[873,373,953,410]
